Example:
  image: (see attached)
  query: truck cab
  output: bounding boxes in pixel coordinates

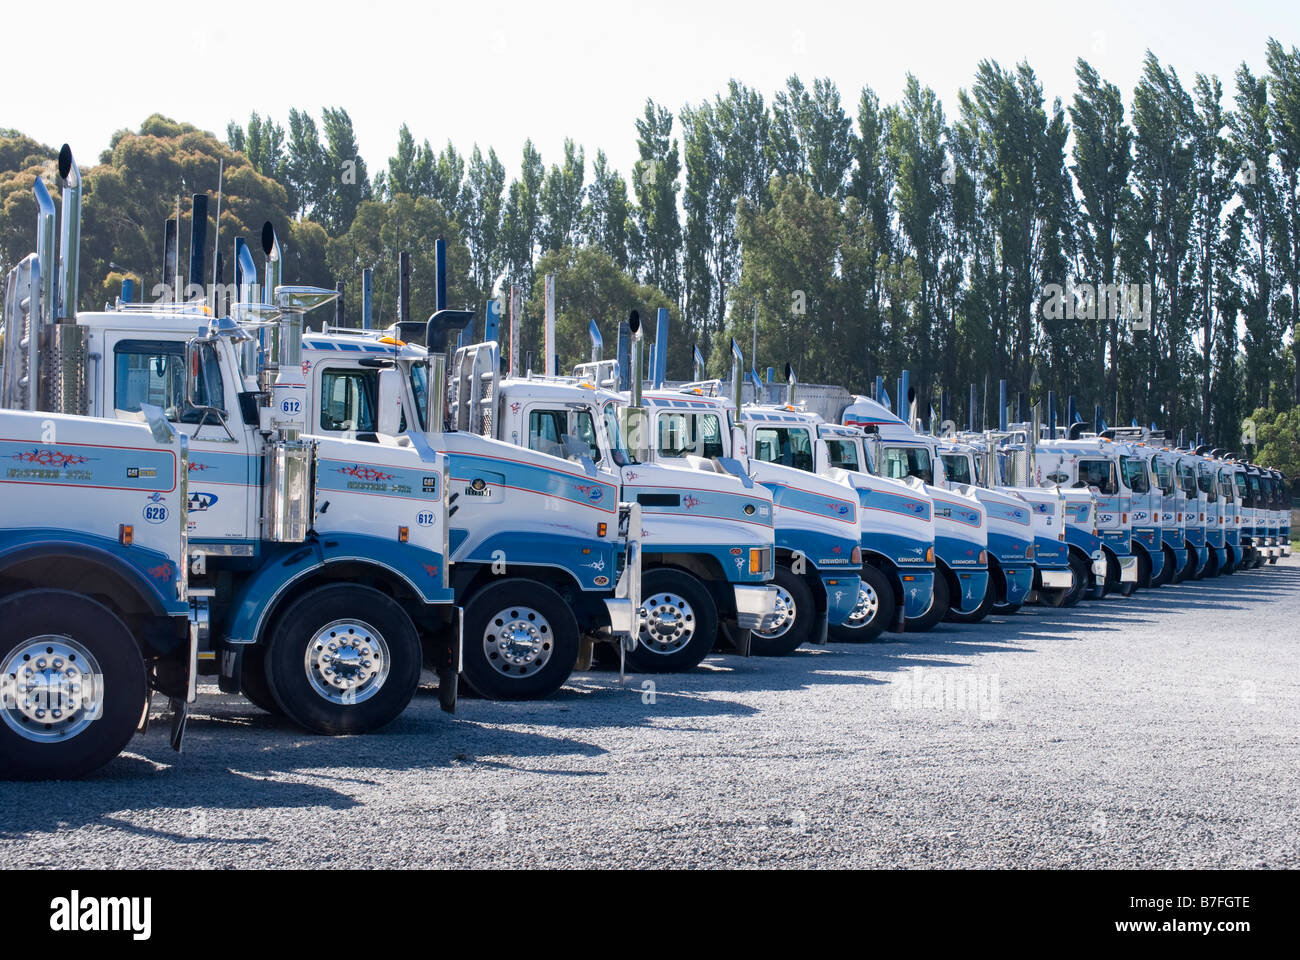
[1034,437,1140,595]
[299,330,642,699]
[844,396,1035,617]
[450,338,778,675]
[941,436,1076,607]
[630,383,862,656]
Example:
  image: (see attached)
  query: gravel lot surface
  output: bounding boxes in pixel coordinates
[4,558,1298,869]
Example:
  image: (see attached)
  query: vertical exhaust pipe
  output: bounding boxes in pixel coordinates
[543,274,556,376]
[508,283,521,377]
[262,222,281,305]
[34,178,56,328]
[1047,390,1057,439]
[692,344,705,381]
[875,375,884,404]
[654,308,670,387]
[1030,402,1041,485]
[233,237,259,305]
[434,238,447,311]
[334,280,345,331]
[629,311,643,407]
[968,383,977,432]
[163,219,179,301]
[998,379,1008,432]
[588,319,603,364]
[56,146,81,318]
[615,317,630,390]
[189,194,209,292]
[730,338,744,416]
[784,363,797,408]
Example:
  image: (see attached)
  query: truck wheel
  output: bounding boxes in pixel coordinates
[1063,555,1090,606]
[751,565,815,657]
[0,590,147,781]
[903,569,949,632]
[1155,545,1176,586]
[265,584,421,735]
[238,647,283,716]
[461,579,579,699]
[625,569,719,672]
[829,565,896,640]
[1136,550,1152,588]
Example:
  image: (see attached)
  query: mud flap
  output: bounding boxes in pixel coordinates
[720,623,753,657]
[169,697,189,753]
[435,607,462,714]
[575,636,595,672]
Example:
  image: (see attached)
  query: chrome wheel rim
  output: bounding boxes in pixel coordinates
[755,585,797,639]
[1,635,102,743]
[483,606,553,676]
[841,582,880,631]
[304,619,389,705]
[638,593,696,655]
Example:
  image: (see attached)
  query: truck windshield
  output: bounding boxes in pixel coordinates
[1155,459,1174,495]
[1120,455,1149,493]
[1075,459,1118,495]
[408,363,428,431]
[880,445,933,484]
[1218,470,1234,501]
[941,453,973,484]
[1197,463,1217,501]
[1235,472,1251,507]
[752,426,814,472]
[657,411,725,458]
[602,404,631,466]
[825,439,860,472]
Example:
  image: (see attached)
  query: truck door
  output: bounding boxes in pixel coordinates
[104,331,258,542]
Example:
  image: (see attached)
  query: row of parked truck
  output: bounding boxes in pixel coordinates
[0,152,1292,779]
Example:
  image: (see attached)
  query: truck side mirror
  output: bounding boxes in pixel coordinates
[377,367,402,437]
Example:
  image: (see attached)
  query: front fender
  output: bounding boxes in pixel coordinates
[820,573,862,625]
[226,533,453,645]
[0,529,186,619]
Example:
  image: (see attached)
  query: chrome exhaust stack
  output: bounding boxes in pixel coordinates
[56,145,81,319]
[693,344,705,381]
[625,311,649,460]
[785,363,797,408]
[262,221,281,306]
[730,338,743,416]
[589,319,603,364]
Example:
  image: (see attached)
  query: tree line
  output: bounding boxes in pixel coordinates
[1,39,1299,457]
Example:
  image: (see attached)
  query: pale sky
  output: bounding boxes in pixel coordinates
[7,0,1297,185]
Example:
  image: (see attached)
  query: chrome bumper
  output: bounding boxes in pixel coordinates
[734,584,780,630]
[1039,568,1073,590]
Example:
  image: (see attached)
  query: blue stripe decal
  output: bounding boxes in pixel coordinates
[452,531,620,592]
[984,501,1031,525]
[450,453,616,513]
[776,527,858,569]
[861,530,933,567]
[761,481,857,524]
[988,530,1032,564]
[936,532,984,568]
[318,456,443,503]
[856,485,931,522]
[0,438,177,493]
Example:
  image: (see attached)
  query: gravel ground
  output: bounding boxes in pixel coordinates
[4,558,1298,869]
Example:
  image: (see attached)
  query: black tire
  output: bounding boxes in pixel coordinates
[238,646,283,716]
[1063,554,1090,607]
[1136,549,1153,589]
[751,564,816,657]
[1203,548,1220,578]
[992,600,1023,614]
[266,584,422,735]
[1182,542,1199,580]
[0,590,147,781]
[1221,547,1236,575]
[1154,545,1176,586]
[829,564,897,641]
[625,568,719,672]
[1040,573,1070,607]
[461,579,579,699]
[903,567,949,632]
